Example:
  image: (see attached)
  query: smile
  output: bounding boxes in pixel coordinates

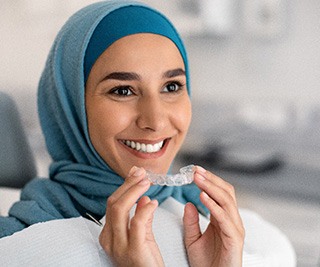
[122,139,165,153]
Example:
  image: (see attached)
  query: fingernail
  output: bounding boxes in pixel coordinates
[196,173,206,181]
[129,166,144,177]
[150,199,158,206]
[132,167,144,177]
[196,165,206,175]
[128,166,138,176]
[139,178,150,186]
[201,191,209,199]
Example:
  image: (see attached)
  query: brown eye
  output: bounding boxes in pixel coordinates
[111,86,133,96]
[163,82,181,93]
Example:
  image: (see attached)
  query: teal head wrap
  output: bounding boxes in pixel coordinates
[84,5,190,92]
[0,0,205,238]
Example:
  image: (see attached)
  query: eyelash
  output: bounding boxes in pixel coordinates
[163,81,185,93]
[108,81,186,97]
[109,86,133,97]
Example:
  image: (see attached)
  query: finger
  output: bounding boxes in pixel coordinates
[200,191,244,244]
[99,223,113,254]
[136,195,151,210]
[108,166,148,204]
[194,172,236,211]
[134,196,156,231]
[105,166,149,219]
[193,169,242,228]
[106,169,151,249]
[104,166,145,227]
[130,199,158,247]
[183,202,202,249]
[195,166,237,203]
[109,179,150,239]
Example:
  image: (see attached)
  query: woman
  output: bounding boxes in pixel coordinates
[1,1,245,266]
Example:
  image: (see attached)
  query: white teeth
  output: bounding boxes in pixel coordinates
[158,141,164,148]
[123,140,165,153]
[146,144,153,153]
[130,142,136,149]
[136,142,141,150]
[153,143,160,152]
[141,143,146,152]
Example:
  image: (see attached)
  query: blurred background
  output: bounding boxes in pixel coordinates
[0,0,319,265]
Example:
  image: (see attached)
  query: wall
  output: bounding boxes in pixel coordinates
[1,0,320,131]
[185,0,320,108]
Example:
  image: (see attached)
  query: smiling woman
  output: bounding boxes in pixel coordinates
[0,1,246,266]
[86,33,191,178]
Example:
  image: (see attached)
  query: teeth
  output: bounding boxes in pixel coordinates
[136,142,141,150]
[146,144,153,153]
[141,143,146,152]
[123,140,165,153]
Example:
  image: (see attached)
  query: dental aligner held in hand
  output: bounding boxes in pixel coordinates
[146,165,194,186]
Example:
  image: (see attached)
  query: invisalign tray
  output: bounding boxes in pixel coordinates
[146,165,194,186]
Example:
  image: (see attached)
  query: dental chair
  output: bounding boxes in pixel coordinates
[0,91,36,188]
[0,93,297,266]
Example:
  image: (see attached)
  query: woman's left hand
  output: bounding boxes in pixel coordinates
[183,166,245,267]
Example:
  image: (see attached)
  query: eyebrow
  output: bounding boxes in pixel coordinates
[101,68,186,82]
[103,72,140,81]
[163,68,186,79]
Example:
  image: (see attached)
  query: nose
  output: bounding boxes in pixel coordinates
[136,95,167,132]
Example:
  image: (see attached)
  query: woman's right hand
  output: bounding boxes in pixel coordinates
[99,166,164,267]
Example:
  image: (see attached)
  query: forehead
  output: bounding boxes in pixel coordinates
[93,33,185,73]
[104,33,182,58]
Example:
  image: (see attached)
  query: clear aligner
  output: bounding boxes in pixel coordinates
[146,165,194,186]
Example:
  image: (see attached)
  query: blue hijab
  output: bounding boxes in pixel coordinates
[0,0,205,238]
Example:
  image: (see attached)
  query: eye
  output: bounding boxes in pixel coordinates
[111,86,133,96]
[163,82,183,93]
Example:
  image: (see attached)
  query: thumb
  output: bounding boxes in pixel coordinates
[183,202,202,248]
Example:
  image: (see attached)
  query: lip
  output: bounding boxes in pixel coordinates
[119,138,170,159]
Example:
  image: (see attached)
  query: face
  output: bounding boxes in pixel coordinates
[85,33,191,178]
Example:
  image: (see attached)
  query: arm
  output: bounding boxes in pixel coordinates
[99,166,164,267]
[183,166,245,267]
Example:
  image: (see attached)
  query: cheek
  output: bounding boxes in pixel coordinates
[87,104,133,149]
[173,99,192,133]
[87,102,120,157]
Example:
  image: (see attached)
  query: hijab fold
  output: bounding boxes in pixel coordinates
[0,0,206,238]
